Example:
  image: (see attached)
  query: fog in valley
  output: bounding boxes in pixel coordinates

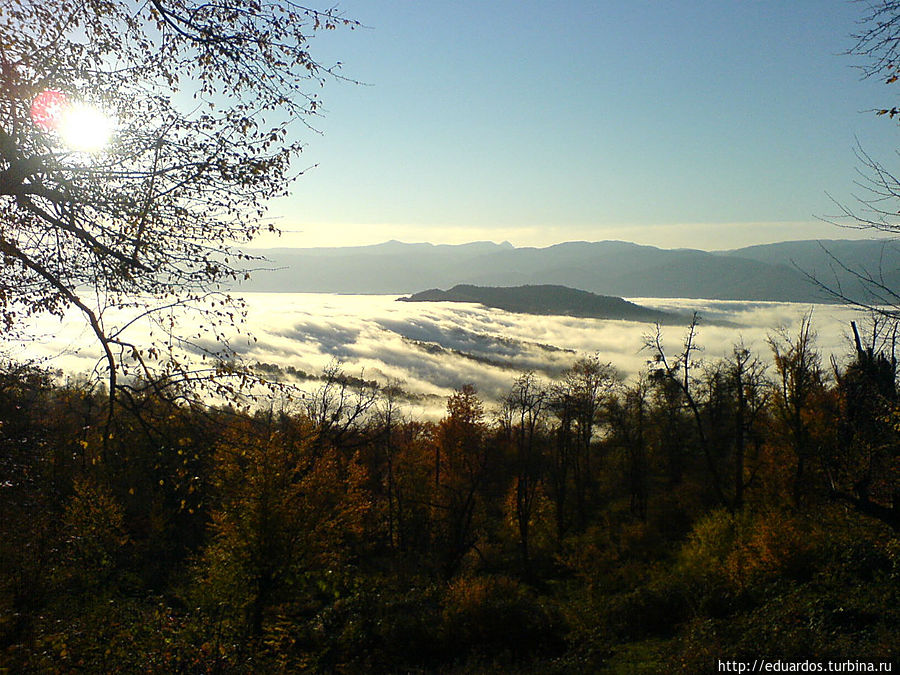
[7,292,866,417]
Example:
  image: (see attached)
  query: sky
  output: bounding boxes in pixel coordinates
[249,0,900,250]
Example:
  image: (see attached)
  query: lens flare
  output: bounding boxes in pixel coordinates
[30,89,67,131]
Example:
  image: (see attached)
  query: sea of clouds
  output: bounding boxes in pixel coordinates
[5,293,867,418]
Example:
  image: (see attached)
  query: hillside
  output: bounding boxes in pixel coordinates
[723,239,900,302]
[399,284,689,323]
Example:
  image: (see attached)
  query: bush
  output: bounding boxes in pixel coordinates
[303,582,444,673]
[677,507,821,603]
[440,575,565,662]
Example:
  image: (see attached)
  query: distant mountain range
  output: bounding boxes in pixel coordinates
[240,238,900,303]
[399,284,690,324]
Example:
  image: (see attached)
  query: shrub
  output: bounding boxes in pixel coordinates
[440,575,565,662]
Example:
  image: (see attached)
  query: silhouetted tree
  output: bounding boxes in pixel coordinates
[431,385,489,577]
[647,316,730,507]
[817,1,900,311]
[555,355,618,529]
[499,372,548,576]
[609,376,651,520]
[0,0,357,412]
[305,361,378,450]
[768,314,827,500]
[713,344,769,508]
[829,320,900,530]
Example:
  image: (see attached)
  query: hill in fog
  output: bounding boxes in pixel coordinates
[399,284,691,324]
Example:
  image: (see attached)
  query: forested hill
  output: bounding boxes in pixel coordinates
[243,238,900,303]
[400,284,689,323]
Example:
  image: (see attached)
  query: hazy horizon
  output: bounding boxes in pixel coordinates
[246,232,895,253]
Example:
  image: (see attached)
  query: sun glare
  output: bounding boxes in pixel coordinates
[30,90,115,153]
[57,101,114,153]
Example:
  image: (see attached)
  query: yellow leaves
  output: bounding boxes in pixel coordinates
[678,507,820,593]
[63,476,129,574]
[884,406,900,433]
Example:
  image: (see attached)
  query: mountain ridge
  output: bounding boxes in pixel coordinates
[240,238,899,303]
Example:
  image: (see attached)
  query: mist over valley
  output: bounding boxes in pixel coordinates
[11,288,866,418]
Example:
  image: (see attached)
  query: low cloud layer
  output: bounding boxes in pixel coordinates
[6,292,867,417]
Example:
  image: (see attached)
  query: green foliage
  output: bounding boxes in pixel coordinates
[298,581,444,673]
[60,476,129,589]
[677,507,821,601]
[23,598,223,674]
[190,413,373,642]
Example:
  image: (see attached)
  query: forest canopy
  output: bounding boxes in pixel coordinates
[0,325,898,672]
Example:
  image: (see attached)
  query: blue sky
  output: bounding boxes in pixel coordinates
[259,0,899,250]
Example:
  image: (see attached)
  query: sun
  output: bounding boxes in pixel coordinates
[30,90,115,153]
[57,101,115,153]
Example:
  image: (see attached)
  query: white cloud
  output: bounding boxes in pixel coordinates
[4,292,865,417]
